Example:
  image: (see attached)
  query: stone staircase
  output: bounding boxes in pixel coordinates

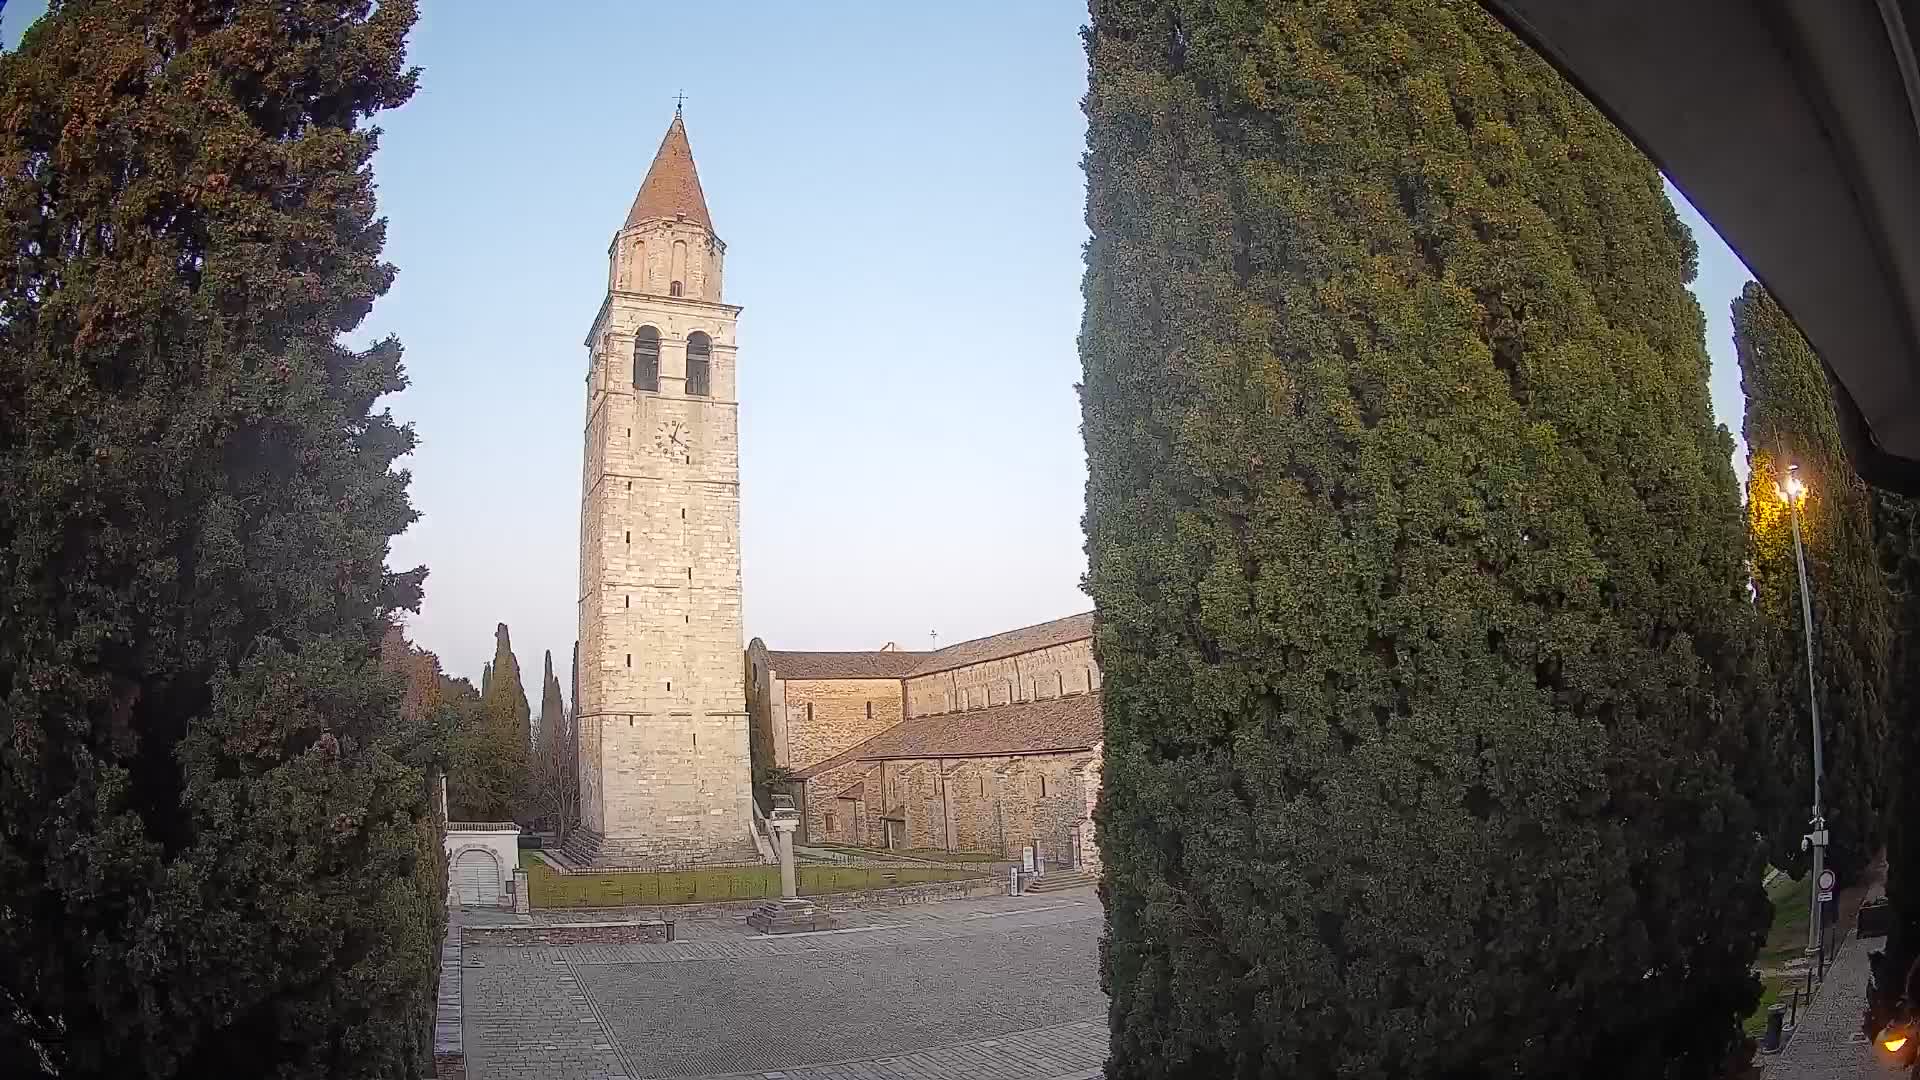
[1023,868,1099,893]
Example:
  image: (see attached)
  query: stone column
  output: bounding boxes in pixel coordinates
[770,817,798,899]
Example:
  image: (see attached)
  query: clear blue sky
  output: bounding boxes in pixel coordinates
[3,2,1755,691]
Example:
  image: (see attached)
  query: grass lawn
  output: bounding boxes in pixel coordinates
[814,842,1005,864]
[1758,873,1814,969]
[1744,971,1795,1036]
[521,850,986,909]
[1743,871,1816,1035]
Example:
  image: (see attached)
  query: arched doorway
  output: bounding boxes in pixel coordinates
[450,847,503,907]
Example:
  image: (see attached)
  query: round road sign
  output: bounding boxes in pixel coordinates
[1818,868,1837,892]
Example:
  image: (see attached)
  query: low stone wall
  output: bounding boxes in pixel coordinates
[462,920,675,947]
[819,877,1005,910]
[433,915,464,1079]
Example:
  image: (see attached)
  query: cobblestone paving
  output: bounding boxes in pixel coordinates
[1764,929,1903,1080]
[463,948,630,1080]
[462,892,1106,1080]
[681,1018,1105,1080]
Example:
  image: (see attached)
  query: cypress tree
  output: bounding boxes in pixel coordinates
[0,2,440,1077]
[1080,2,1766,1076]
[1875,492,1920,1004]
[539,648,564,752]
[526,649,577,838]
[1734,282,1892,882]
[438,675,495,821]
[443,624,528,822]
[483,621,531,754]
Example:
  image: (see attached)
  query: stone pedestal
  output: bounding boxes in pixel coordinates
[511,869,530,915]
[746,897,835,935]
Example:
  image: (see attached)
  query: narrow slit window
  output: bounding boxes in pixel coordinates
[866,701,873,720]
[1040,775,1048,798]
[625,654,631,668]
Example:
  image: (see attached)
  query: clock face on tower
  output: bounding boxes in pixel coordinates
[653,419,690,463]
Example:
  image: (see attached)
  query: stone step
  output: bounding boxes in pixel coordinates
[1024,869,1098,893]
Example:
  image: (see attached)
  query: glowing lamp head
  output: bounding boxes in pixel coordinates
[1777,463,1807,503]
[1884,1034,1908,1054]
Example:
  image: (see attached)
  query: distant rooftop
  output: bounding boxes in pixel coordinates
[760,649,925,681]
[763,611,1094,683]
[798,691,1103,779]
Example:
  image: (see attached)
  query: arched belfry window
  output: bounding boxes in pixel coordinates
[686,331,711,397]
[633,326,660,391]
[669,280,684,297]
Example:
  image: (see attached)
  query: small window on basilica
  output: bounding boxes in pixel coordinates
[669,280,684,297]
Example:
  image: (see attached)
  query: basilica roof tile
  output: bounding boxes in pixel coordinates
[796,692,1102,779]
[763,650,927,680]
[762,611,1095,684]
[904,611,1095,677]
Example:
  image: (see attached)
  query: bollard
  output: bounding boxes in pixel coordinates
[1790,986,1800,1029]
[1009,865,1021,896]
[1760,1004,1787,1054]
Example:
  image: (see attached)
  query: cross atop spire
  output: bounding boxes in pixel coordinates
[623,110,713,232]
[673,89,687,115]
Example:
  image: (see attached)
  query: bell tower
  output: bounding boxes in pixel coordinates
[572,109,756,867]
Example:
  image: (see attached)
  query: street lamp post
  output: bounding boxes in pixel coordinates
[1779,463,1827,964]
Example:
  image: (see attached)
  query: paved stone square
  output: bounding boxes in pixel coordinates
[1764,927,1904,1080]
[460,891,1107,1080]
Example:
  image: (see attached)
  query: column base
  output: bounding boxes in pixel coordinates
[746,897,835,935]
